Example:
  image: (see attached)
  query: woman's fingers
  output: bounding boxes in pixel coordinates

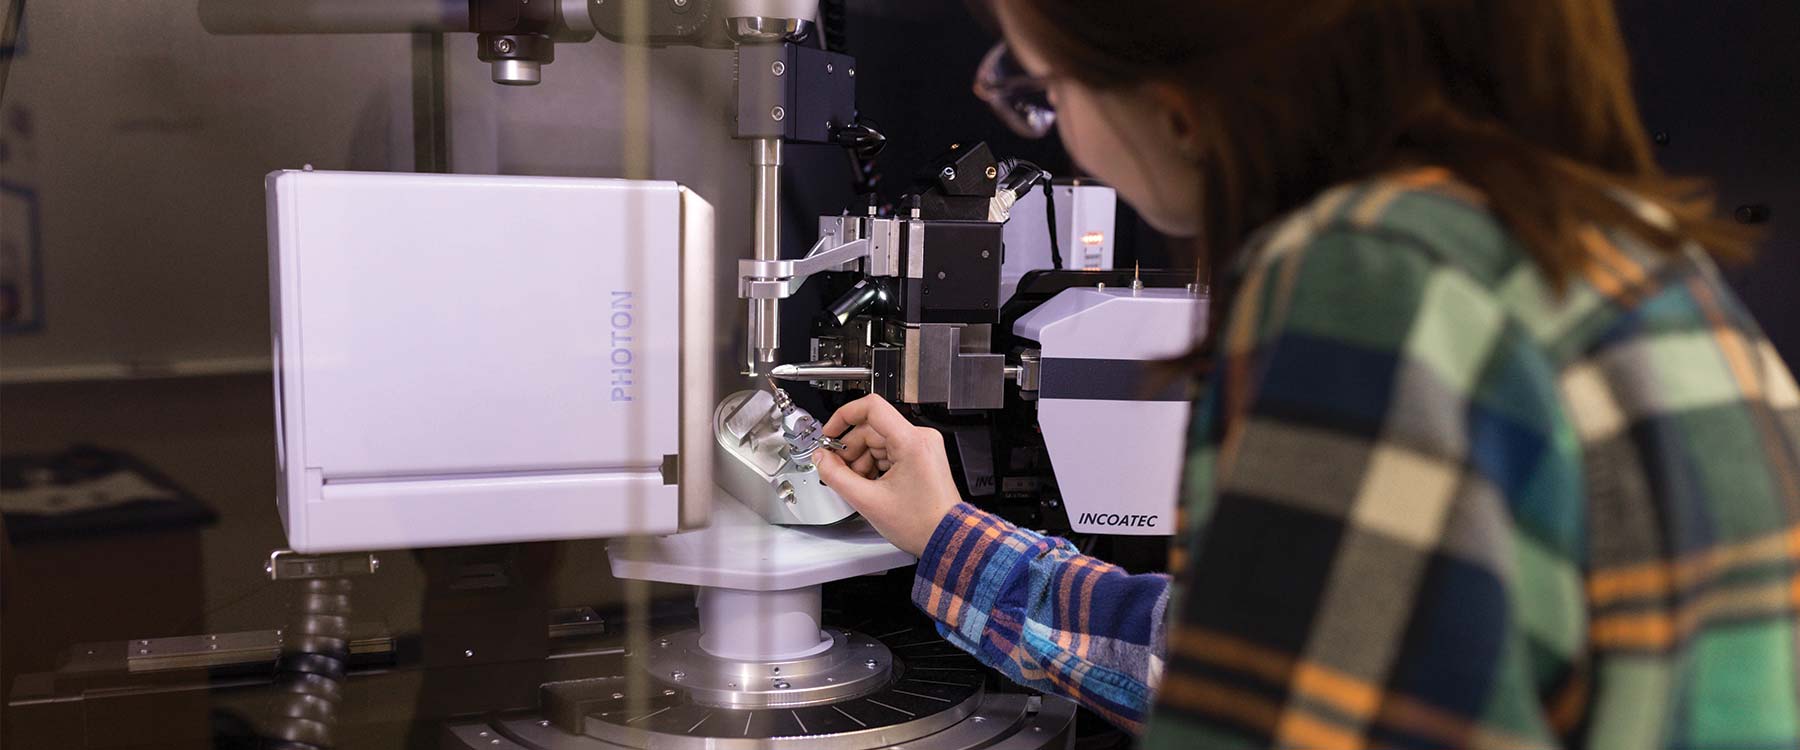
[851,452,879,479]
[836,426,887,463]
[814,450,880,506]
[825,395,917,443]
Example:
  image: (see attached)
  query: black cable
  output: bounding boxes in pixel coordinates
[832,118,887,197]
[821,0,849,54]
[0,0,25,106]
[267,577,353,750]
[1043,180,1064,270]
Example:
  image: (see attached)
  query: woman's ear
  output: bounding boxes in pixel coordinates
[1146,81,1207,162]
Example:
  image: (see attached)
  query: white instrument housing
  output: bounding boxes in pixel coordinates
[267,170,715,552]
[1014,287,1204,536]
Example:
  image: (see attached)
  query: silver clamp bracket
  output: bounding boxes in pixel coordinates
[738,236,870,300]
[265,549,381,581]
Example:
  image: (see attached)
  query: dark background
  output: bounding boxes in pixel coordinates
[820,0,1800,363]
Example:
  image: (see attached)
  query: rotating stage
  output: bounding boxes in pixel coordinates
[444,622,1076,749]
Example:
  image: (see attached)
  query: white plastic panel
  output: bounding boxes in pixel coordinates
[1014,288,1204,536]
[268,170,712,552]
[1000,183,1118,302]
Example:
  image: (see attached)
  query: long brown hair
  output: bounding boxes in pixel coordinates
[992,0,1752,296]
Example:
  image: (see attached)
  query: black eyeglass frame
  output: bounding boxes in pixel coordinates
[973,42,1059,139]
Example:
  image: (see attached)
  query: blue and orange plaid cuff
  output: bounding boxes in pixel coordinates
[911,502,1052,630]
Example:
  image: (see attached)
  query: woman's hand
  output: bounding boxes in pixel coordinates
[811,394,963,557]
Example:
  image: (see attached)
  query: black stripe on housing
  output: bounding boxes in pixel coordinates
[1038,358,1188,402]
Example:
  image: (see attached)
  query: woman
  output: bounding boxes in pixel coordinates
[814,1,1800,748]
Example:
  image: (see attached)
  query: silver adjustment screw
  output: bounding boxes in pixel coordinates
[771,106,787,122]
[826,63,834,74]
[673,0,689,6]
[864,658,878,669]
[493,38,515,54]
[941,166,957,181]
[771,60,786,76]
[773,681,791,689]
[671,670,686,681]
[848,68,856,78]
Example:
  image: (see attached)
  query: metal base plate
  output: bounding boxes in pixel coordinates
[446,626,1076,750]
[448,693,1075,750]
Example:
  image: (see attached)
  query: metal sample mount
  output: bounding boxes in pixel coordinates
[715,388,856,525]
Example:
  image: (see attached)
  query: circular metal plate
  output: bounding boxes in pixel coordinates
[645,628,893,709]
[581,626,988,749]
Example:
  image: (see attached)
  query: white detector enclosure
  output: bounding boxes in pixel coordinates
[1014,287,1204,536]
[267,170,716,552]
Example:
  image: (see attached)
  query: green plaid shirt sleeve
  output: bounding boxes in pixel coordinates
[1146,171,1800,750]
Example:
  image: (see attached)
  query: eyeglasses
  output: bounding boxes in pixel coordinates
[974,42,1057,139]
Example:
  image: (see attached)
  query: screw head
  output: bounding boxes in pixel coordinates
[864,658,879,669]
[663,688,676,696]
[464,649,475,658]
[611,692,624,699]
[673,0,689,6]
[937,271,947,280]
[981,250,990,259]
[826,63,835,74]
[940,166,957,181]
[771,106,787,122]
[985,165,998,180]
[494,38,515,54]
[671,670,686,681]
[771,60,786,76]
[774,681,791,689]
[848,68,856,77]
[658,638,670,648]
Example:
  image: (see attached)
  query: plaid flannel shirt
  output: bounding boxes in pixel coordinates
[913,168,1800,748]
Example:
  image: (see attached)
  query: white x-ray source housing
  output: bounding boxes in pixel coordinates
[267,170,715,552]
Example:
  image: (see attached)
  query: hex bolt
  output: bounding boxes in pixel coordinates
[493,38,515,54]
[771,60,786,77]
[771,106,787,122]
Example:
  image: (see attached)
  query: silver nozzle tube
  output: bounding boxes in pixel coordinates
[198,0,469,34]
[768,364,875,382]
[749,138,784,374]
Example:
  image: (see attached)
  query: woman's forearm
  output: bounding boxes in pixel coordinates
[911,503,1172,734]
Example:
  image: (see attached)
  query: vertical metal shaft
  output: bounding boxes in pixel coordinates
[749,137,784,375]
